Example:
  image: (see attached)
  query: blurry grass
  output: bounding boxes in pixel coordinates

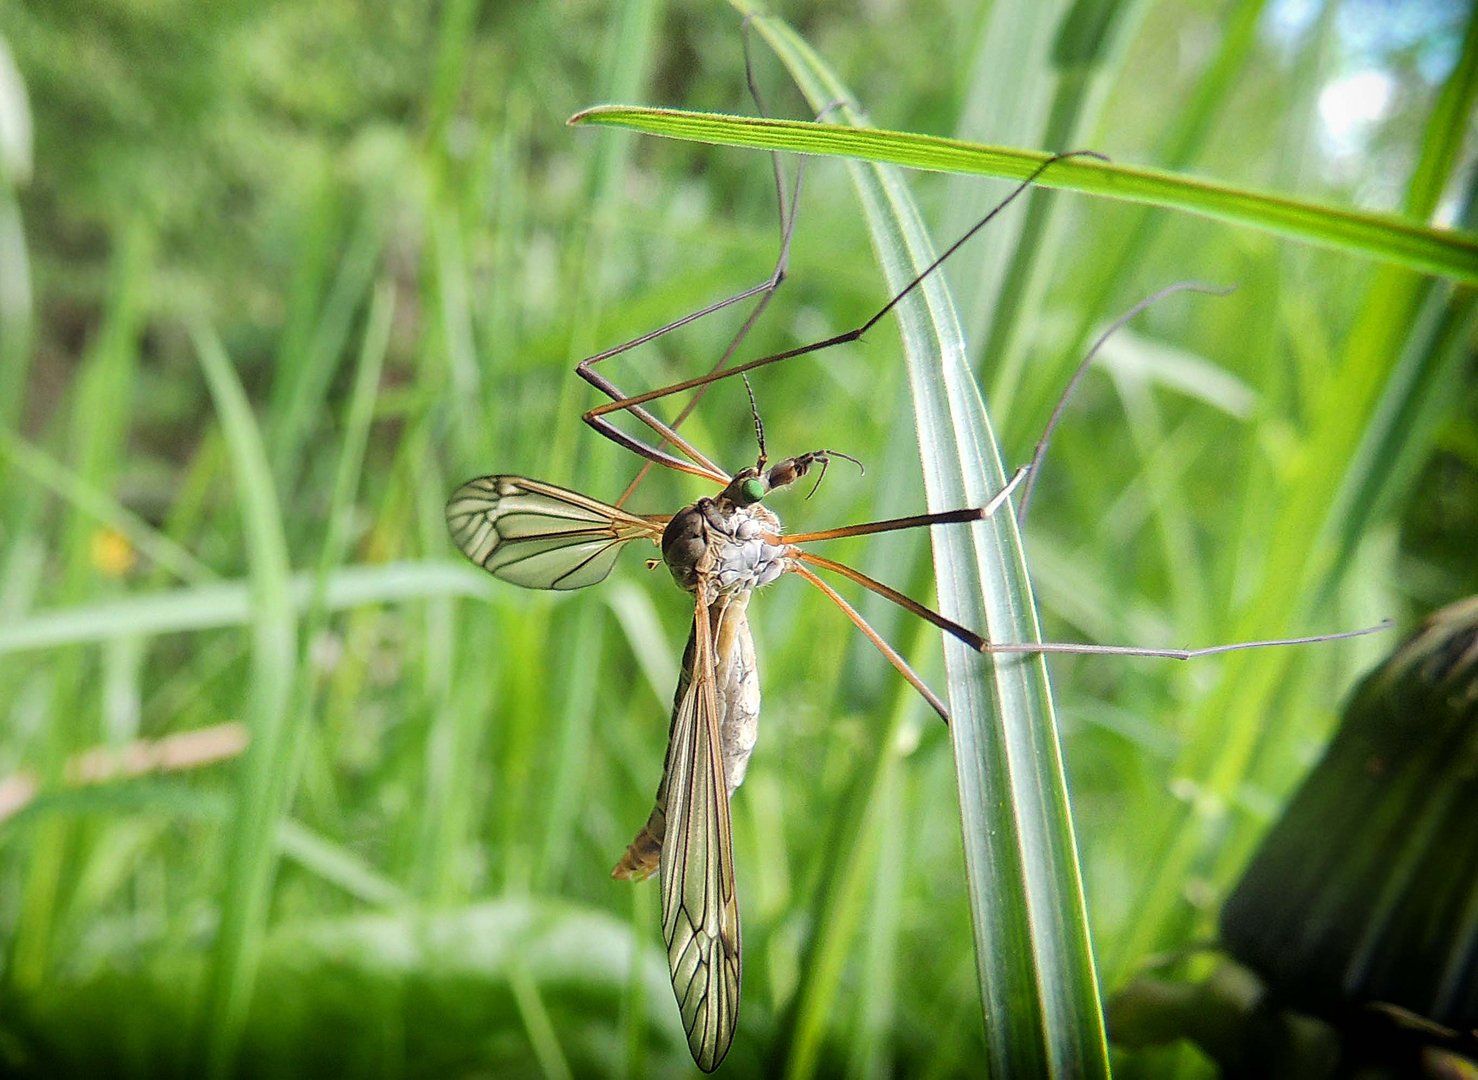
[191,322,298,1077]
[0,2,1474,1078]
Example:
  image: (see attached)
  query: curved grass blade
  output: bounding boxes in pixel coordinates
[568,107,1478,285]
[732,5,1108,1075]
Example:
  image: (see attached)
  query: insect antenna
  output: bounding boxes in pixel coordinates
[743,373,768,470]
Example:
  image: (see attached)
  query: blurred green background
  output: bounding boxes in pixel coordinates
[0,0,1474,1077]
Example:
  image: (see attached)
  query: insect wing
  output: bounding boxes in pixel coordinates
[446,475,664,591]
[660,580,741,1072]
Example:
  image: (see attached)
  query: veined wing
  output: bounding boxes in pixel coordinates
[656,579,742,1072]
[446,475,665,591]
[611,592,759,881]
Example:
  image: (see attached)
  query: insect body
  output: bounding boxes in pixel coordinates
[614,486,785,878]
[448,452,849,1070]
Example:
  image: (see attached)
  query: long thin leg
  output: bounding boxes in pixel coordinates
[575,291,759,484]
[1014,280,1234,524]
[791,563,949,720]
[612,26,806,505]
[779,468,1026,544]
[791,564,1375,723]
[795,550,1391,692]
[581,152,1103,475]
[976,621,1392,659]
[796,551,987,652]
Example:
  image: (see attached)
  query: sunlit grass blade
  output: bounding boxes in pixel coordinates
[937,0,1063,372]
[964,0,1148,437]
[734,5,1108,1074]
[568,107,1478,284]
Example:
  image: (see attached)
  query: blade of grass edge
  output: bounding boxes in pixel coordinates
[567,107,1478,285]
[736,7,1109,1076]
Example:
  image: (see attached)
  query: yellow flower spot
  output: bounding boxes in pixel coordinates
[91,528,137,577]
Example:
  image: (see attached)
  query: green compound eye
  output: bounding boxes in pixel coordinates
[740,477,766,504]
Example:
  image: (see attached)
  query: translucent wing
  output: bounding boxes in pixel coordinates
[658,580,742,1072]
[611,593,759,882]
[446,475,665,591]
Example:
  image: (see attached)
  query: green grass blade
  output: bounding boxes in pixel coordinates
[1404,10,1478,218]
[189,324,299,1079]
[971,0,1149,431]
[737,6,1108,1075]
[267,212,383,488]
[0,561,494,656]
[568,106,1478,284]
[276,821,408,907]
[508,961,575,1080]
[780,708,901,1080]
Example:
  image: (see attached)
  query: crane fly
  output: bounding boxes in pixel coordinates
[446,145,1385,1068]
[447,446,1023,1070]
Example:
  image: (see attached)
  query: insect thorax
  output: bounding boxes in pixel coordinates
[662,496,788,594]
